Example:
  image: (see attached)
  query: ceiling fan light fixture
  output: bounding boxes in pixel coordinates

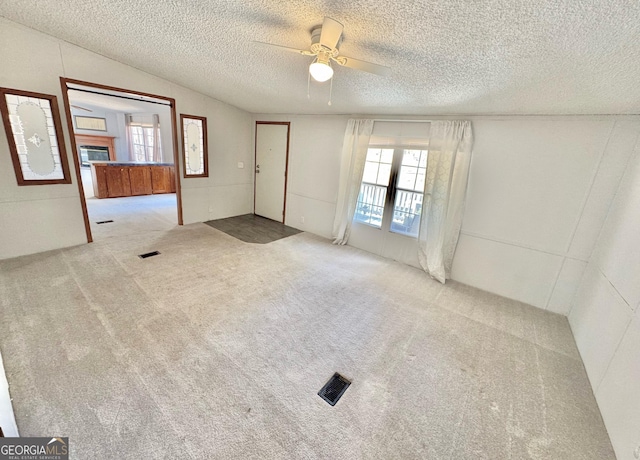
[257,16,391,90]
[309,60,333,82]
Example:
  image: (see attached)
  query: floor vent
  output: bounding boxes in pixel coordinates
[96,220,114,224]
[138,251,161,259]
[318,373,351,406]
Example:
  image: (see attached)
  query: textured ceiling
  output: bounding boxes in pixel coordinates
[2,0,640,115]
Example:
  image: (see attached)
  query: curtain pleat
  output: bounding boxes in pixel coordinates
[332,119,374,245]
[124,114,134,161]
[417,120,473,283]
[152,114,161,162]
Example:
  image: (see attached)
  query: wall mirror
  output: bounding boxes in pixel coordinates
[0,87,71,185]
[180,114,208,177]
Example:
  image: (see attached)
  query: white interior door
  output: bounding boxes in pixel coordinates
[255,123,289,222]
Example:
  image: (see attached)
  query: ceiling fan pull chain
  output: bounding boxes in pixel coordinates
[307,70,311,99]
[328,76,333,106]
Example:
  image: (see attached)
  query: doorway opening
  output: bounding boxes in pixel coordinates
[254,121,290,223]
[60,78,183,242]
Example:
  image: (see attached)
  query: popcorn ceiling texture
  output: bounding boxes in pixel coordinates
[1,0,639,115]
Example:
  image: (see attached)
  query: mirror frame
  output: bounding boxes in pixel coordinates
[180,113,208,178]
[0,87,71,186]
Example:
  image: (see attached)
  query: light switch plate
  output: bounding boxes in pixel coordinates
[237,162,244,169]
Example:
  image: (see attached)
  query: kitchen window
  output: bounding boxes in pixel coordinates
[130,124,160,163]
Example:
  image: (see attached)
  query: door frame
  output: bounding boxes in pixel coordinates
[254,121,291,224]
[59,77,184,243]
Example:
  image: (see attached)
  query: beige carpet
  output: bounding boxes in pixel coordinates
[85,193,178,241]
[0,221,614,459]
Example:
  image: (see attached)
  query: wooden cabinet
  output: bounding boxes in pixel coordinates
[105,166,131,197]
[129,167,152,196]
[91,163,175,198]
[91,164,109,198]
[150,166,172,194]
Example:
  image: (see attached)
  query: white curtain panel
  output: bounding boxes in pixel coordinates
[152,114,162,162]
[332,119,374,244]
[124,114,135,161]
[418,120,473,283]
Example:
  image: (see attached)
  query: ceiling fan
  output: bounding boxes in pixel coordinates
[71,104,93,112]
[256,17,391,83]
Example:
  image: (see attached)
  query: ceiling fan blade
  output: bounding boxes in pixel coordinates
[334,56,392,77]
[253,41,315,56]
[71,104,93,112]
[319,17,343,50]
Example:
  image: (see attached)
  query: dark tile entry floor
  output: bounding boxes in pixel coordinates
[204,214,302,244]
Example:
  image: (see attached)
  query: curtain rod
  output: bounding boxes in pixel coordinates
[370,119,433,123]
[68,87,171,106]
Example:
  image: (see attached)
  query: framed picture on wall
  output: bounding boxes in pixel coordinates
[0,87,72,185]
[180,114,208,178]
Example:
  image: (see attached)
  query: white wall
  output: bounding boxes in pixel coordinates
[253,114,425,268]
[70,107,119,138]
[113,113,128,161]
[0,20,87,259]
[253,114,349,238]
[252,113,640,313]
[0,18,253,259]
[454,117,640,312]
[70,108,129,162]
[569,139,640,460]
[173,84,254,224]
